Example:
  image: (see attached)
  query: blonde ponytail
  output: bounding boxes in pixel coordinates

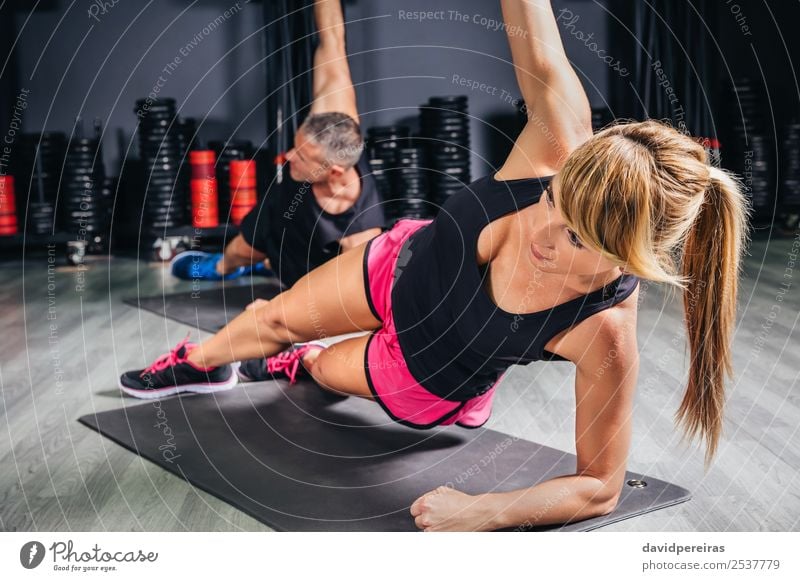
[676,165,752,469]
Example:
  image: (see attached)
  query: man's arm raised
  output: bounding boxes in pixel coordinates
[310,0,359,123]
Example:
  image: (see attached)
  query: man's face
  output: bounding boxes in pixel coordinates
[284,129,330,183]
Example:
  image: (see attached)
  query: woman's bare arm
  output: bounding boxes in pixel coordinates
[310,0,359,123]
[497,0,592,179]
[410,312,639,531]
[482,316,639,529]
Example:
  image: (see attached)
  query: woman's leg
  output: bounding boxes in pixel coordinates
[187,240,380,368]
[304,334,374,399]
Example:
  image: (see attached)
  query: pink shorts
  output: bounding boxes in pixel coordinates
[362,218,499,429]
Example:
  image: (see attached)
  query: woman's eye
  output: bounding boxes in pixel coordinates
[568,230,582,248]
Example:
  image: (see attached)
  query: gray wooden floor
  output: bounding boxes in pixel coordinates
[1,233,798,532]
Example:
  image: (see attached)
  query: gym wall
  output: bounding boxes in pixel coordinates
[9,0,612,177]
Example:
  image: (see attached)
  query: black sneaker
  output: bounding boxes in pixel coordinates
[236,340,328,384]
[119,336,238,399]
[237,341,351,400]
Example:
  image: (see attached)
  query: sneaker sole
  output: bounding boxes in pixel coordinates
[117,373,239,400]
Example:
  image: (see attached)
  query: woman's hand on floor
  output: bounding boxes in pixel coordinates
[410,485,497,532]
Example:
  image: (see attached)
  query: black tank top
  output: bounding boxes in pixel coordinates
[390,173,640,402]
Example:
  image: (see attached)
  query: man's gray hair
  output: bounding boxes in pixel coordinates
[299,112,364,169]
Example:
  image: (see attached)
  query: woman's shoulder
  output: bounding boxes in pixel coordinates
[546,286,640,365]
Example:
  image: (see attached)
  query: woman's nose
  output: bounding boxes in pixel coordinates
[534,209,556,248]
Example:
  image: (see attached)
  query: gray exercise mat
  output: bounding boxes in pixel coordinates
[79,381,691,531]
[124,281,284,332]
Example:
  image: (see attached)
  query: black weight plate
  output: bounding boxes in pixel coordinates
[367,125,411,135]
[135,107,176,118]
[139,153,185,163]
[139,115,177,125]
[369,139,402,147]
[143,162,182,173]
[216,146,251,155]
[428,94,468,102]
[139,140,183,150]
[141,155,182,165]
[396,180,428,188]
[428,144,464,154]
[144,209,185,220]
[138,136,181,147]
[66,146,100,157]
[396,168,425,176]
[142,176,181,186]
[138,125,179,136]
[65,154,102,165]
[70,137,100,147]
[429,121,470,133]
[144,194,185,204]
[421,111,468,121]
[142,175,181,186]
[397,154,424,162]
[431,159,470,169]
[135,103,176,113]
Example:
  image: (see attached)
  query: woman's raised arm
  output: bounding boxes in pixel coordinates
[496,0,593,179]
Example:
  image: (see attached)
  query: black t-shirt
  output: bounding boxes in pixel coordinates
[240,152,385,287]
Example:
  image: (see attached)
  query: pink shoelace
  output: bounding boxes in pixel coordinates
[266,343,323,385]
[141,335,195,377]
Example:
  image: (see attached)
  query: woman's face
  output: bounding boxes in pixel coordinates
[522,174,621,279]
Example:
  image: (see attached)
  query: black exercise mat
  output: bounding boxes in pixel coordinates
[79,381,691,531]
[124,281,284,332]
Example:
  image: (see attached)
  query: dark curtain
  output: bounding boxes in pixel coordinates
[0,3,21,160]
[606,0,719,144]
[262,0,316,185]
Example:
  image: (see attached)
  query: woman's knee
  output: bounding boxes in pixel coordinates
[308,353,327,385]
[308,350,353,397]
[254,293,320,344]
[307,352,336,391]
[254,297,296,343]
[315,340,374,393]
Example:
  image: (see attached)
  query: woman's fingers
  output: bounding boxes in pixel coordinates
[409,495,424,517]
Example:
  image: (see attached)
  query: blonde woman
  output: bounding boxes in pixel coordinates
[120,0,751,531]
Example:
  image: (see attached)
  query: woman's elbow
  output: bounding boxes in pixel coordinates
[593,485,622,516]
[582,476,623,517]
[595,495,619,517]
